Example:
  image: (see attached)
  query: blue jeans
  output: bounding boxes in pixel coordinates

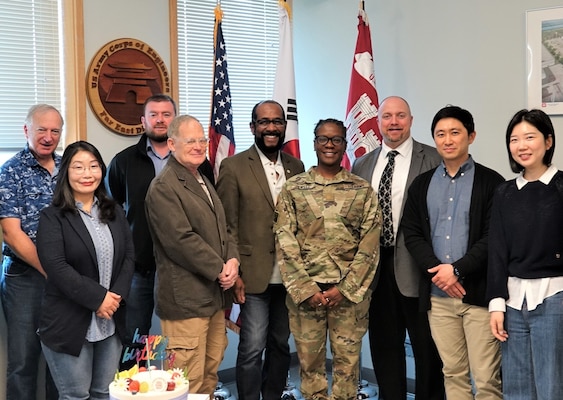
[120,270,155,369]
[503,291,563,400]
[1,256,58,400]
[42,334,122,400]
[236,284,291,400]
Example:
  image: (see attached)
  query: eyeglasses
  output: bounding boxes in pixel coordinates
[254,118,286,127]
[70,164,101,175]
[175,138,209,148]
[314,136,346,146]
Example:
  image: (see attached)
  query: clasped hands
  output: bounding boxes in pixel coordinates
[96,291,121,320]
[218,257,239,291]
[428,263,466,299]
[307,286,344,309]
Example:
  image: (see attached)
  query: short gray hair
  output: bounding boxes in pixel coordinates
[25,104,64,127]
[167,115,202,139]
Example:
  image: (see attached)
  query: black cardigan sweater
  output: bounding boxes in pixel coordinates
[401,162,504,310]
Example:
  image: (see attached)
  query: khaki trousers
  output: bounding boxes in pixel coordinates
[161,310,228,397]
[428,296,502,400]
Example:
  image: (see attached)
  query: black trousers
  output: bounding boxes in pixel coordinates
[369,247,444,400]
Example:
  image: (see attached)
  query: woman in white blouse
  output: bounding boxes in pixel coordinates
[488,109,563,400]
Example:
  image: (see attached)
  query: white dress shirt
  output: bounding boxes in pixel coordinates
[371,137,413,246]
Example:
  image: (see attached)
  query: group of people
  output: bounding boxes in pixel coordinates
[0,105,135,400]
[0,94,561,400]
[352,97,562,400]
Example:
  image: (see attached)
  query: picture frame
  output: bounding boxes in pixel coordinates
[527,7,563,115]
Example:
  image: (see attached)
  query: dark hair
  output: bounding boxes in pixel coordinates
[250,100,286,123]
[313,118,347,137]
[52,141,116,223]
[505,109,555,173]
[431,105,474,137]
[142,94,177,116]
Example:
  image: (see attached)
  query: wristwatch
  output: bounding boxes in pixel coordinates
[453,265,461,278]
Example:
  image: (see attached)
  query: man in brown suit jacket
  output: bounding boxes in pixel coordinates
[217,100,304,400]
[146,115,240,397]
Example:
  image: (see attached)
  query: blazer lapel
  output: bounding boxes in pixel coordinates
[406,141,425,188]
[170,157,215,209]
[402,140,425,210]
[281,152,299,179]
[66,212,98,267]
[355,147,381,182]
[248,147,275,209]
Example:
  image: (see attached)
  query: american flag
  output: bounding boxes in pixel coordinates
[342,1,382,170]
[208,5,235,180]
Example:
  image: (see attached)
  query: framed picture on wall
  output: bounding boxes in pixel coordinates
[527,7,563,115]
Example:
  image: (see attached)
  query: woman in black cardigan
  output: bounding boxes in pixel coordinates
[37,141,134,399]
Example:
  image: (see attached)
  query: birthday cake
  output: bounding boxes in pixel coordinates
[110,330,189,399]
[109,366,189,400]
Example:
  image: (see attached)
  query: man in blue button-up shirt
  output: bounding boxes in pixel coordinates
[402,105,504,400]
[0,104,62,400]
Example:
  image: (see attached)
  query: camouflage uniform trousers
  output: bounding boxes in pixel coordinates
[287,292,371,400]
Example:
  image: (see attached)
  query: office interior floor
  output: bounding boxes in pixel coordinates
[216,361,416,400]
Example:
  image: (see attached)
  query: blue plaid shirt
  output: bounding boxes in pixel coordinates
[0,145,61,259]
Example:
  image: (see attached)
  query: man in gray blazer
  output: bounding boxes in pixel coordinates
[216,100,304,400]
[352,96,444,400]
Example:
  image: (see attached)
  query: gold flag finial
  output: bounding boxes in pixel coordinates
[213,4,223,44]
[278,0,292,21]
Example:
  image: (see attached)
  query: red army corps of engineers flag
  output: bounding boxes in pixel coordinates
[342,2,382,170]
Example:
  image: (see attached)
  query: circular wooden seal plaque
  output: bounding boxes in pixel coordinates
[86,38,171,136]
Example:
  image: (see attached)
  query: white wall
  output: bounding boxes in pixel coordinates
[293,0,563,176]
[82,0,172,165]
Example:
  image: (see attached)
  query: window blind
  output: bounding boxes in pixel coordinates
[176,0,279,153]
[0,0,64,151]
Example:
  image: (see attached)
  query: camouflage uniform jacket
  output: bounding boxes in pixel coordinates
[274,167,381,305]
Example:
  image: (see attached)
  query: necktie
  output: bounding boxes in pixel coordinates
[378,150,398,247]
